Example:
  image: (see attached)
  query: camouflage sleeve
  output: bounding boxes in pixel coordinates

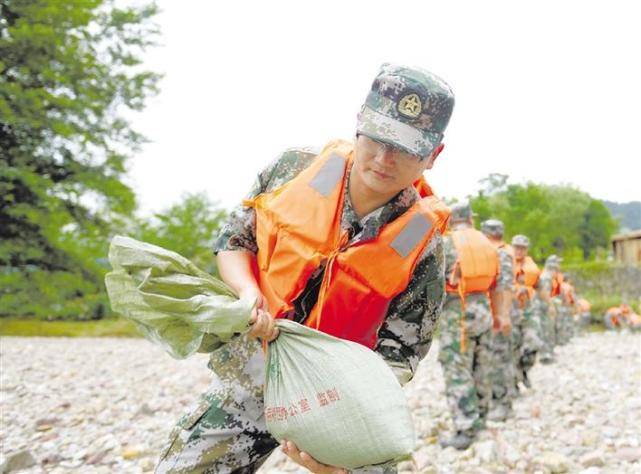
[495,248,514,291]
[213,148,318,254]
[375,231,446,385]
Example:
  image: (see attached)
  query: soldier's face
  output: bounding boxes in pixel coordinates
[514,245,528,259]
[353,135,435,195]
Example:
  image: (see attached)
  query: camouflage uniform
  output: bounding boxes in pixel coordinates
[438,211,505,436]
[480,220,516,413]
[488,246,516,410]
[157,62,457,473]
[535,267,556,363]
[552,295,565,345]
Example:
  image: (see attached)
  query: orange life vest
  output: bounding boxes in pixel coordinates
[577,298,591,313]
[247,139,450,349]
[514,256,540,307]
[628,313,641,327]
[447,228,499,294]
[551,272,563,297]
[561,282,575,306]
[445,227,498,352]
[606,306,622,326]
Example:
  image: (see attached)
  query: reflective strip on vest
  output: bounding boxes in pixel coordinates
[390,213,432,258]
[308,154,346,196]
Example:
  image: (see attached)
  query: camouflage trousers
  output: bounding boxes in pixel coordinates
[489,329,515,409]
[517,302,543,378]
[537,302,556,362]
[438,294,492,435]
[156,334,397,474]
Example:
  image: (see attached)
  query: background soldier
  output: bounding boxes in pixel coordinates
[537,255,562,364]
[511,234,542,389]
[438,203,508,450]
[480,219,516,421]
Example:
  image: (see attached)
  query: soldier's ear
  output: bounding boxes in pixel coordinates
[424,143,445,170]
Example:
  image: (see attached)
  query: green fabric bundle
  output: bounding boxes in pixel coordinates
[265,319,415,469]
[105,235,254,359]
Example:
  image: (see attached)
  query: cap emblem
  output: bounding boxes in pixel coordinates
[397,93,423,119]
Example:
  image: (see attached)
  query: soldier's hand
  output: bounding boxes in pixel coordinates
[248,309,279,342]
[281,440,347,474]
[500,318,512,336]
[239,287,279,342]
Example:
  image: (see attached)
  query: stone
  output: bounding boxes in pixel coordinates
[615,447,641,463]
[137,402,155,416]
[535,452,570,473]
[412,448,431,470]
[0,450,36,473]
[86,450,109,465]
[501,444,521,467]
[139,457,156,471]
[578,468,601,474]
[474,440,497,464]
[579,451,604,467]
[121,445,144,460]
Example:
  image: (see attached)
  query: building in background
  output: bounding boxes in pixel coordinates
[612,230,641,265]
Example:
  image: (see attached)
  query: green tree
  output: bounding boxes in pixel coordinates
[579,199,618,259]
[136,193,228,276]
[0,0,160,318]
[468,176,618,263]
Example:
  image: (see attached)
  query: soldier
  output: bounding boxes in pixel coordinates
[537,255,562,364]
[511,235,542,389]
[438,204,510,449]
[155,63,455,474]
[558,277,577,343]
[576,297,592,331]
[480,219,516,422]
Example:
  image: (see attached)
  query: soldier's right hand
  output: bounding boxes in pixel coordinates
[248,309,279,342]
[239,286,279,342]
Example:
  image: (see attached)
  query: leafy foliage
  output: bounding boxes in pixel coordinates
[468,174,619,263]
[135,192,228,277]
[0,0,161,318]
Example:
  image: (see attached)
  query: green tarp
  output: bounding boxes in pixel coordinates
[105,235,254,359]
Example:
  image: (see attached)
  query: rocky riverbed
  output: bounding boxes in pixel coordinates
[1,331,639,473]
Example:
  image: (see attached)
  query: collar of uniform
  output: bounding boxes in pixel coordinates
[342,168,420,244]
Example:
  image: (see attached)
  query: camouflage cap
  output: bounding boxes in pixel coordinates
[511,234,530,247]
[450,201,475,223]
[356,63,455,158]
[480,219,505,238]
[545,254,562,269]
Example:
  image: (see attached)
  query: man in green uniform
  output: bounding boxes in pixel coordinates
[536,255,561,364]
[511,234,542,390]
[480,219,515,422]
[155,63,455,474]
[438,205,510,450]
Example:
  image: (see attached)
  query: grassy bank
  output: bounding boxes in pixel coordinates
[0,317,141,338]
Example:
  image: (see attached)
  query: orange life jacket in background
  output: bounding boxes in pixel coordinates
[561,282,575,306]
[447,228,499,295]
[628,313,641,327]
[514,256,540,306]
[247,139,451,349]
[606,306,622,326]
[446,227,498,353]
[577,298,591,313]
[551,272,563,297]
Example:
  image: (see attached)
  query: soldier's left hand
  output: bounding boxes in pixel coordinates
[500,318,512,336]
[281,439,347,474]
